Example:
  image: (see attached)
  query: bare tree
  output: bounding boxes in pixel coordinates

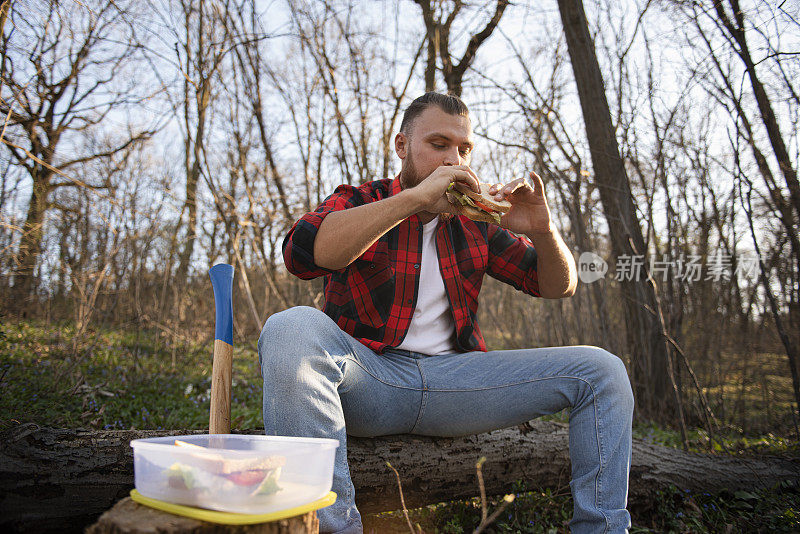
[412,0,509,96]
[477,30,618,353]
[708,0,800,420]
[557,0,678,423]
[285,0,429,191]
[711,0,800,223]
[170,0,230,290]
[679,0,800,424]
[0,1,154,306]
[224,0,293,225]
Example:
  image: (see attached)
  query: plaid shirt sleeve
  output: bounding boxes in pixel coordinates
[282,184,369,280]
[486,224,541,297]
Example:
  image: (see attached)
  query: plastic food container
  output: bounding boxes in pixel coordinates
[131,434,339,514]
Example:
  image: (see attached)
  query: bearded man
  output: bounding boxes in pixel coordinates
[259,92,634,534]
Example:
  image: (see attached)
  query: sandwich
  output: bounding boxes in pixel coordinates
[446,182,512,225]
[165,439,285,496]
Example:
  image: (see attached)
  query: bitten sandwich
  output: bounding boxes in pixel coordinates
[446,182,512,225]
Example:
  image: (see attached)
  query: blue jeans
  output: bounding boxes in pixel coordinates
[258,306,633,533]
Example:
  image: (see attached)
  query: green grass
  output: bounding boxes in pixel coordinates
[632,419,800,456]
[364,481,800,533]
[0,320,262,432]
[2,319,799,533]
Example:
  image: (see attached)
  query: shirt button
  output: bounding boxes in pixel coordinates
[369,263,375,269]
[407,299,413,304]
[414,264,420,269]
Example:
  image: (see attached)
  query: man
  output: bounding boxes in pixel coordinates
[259,92,634,533]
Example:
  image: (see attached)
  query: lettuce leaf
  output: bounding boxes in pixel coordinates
[459,195,477,208]
[165,463,200,490]
[452,189,502,224]
[251,467,282,496]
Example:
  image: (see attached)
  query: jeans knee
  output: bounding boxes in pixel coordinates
[259,307,323,366]
[264,305,328,330]
[259,306,342,383]
[584,347,634,412]
[260,305,328,345]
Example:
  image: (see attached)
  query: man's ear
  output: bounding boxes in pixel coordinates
[395,132,408,159]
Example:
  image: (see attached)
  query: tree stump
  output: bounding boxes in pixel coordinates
[86,497,318,534]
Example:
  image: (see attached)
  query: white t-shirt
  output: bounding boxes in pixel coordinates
[396,218,457,355]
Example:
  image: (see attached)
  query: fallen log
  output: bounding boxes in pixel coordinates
[1,421,798,533]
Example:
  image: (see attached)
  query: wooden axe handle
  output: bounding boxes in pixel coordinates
[208,264,234,434]
[210,339,233,434]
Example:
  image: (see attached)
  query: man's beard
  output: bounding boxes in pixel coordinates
[399,150,454,222]
[399,150,423,189]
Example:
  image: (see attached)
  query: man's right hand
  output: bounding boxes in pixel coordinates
[313,166,480,271]
[406,165,481,214]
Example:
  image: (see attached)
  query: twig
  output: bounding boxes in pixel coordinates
[664,333,730,454]
[473,494,515,534]
[386,461,416,534]
[0,138,76,182]
[473,456,516,533]
[476,456,487,522]
[629,234,690,450]
[0,96,14,143]
[67,374,86,396]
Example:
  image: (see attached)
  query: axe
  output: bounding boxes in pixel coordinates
[208,263,234,434]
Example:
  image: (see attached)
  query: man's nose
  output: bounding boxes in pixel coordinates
[442,147,461,166]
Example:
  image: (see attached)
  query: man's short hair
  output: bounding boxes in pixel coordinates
[399,92,469,135]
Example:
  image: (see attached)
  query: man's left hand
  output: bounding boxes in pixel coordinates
[488,171,554,236]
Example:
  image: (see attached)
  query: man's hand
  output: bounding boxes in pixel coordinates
[407,165,480,214]
[489,171,553,236]
[490,171,577,298]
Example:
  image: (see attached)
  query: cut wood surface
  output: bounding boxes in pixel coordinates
[1,421,799,532]
[86,497,317,534]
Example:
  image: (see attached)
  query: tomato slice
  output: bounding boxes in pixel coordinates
[225,469,268,486]
[472,199,494,213]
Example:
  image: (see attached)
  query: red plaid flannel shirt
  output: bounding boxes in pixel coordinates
[282,177,541,353]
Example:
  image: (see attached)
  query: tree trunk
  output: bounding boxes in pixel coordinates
[87,498,317,534]
[175,79,207,290]
[413,0,508,97]
[711,0,800,423]
[175,0,212,289]
[557,0,674,421]
[2,423,798,533]
[11,169,51,304]
[715,0,800,223]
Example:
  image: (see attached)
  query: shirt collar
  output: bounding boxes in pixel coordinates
[390,174,422,226]
[390,175,403,197]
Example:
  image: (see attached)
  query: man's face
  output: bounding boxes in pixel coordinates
[396,105,474,189]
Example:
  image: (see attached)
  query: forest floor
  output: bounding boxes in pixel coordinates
[1,319,798,532]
